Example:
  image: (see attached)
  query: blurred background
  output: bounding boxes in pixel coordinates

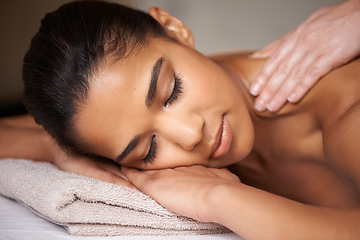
[0,0,341,115]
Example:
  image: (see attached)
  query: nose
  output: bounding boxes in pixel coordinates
[156,111,204,151]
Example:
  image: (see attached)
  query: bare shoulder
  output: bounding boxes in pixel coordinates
[209,50,254,61]
[0,114,40,128]
[210,51,267,88]
[306,57,360,123]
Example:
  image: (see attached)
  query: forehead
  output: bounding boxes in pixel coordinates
[74,43,162,157]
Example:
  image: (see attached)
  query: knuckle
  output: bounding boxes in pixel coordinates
[304,31,317,43]
[289,69,302,82]
[267,51,282,67]
[277,64,289,76]
[270,53,281,65]
[297,80,311,90]
[259,72,270,85]
[259,85,273,100]
[307,65,320,78]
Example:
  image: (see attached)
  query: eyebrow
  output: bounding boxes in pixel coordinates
[115,58,164,164]
[115,135,140,163]
[146,57,164,108]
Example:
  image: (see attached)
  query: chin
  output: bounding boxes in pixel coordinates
[228,136,254,165]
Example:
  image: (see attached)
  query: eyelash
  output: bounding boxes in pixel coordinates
[143,74,182,165]
[143,135,157,165]
[165,74,183,107]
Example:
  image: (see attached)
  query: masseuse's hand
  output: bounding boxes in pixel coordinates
[123,165,240,222]
[250,0,360,112]
[48,138,135,188]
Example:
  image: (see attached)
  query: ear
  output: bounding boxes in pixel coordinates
[148,7,195,48]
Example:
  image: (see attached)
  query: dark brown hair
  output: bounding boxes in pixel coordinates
[23,1,169,153]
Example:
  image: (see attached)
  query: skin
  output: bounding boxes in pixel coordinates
[77,8,360,238]
[250,0,360,112]
[74,39,254,170]
[1,6,360,240]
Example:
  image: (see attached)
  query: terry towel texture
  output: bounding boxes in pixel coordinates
[0,158,229,236]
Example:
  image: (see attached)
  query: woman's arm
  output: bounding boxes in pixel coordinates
[214,183,360,239]
[0,114,54,161]
[0,114,134,187]
[123,166,360,239]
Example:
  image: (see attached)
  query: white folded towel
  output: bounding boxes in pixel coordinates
[0,158,229,236]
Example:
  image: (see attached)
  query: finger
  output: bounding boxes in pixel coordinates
[250,33,298,99]
[288,55,332,103]
[253,45,305,111]
[249,38,283,59]
[265,50,315,111]
[113,177,137,189]
[99,159,124,175]
[93,159,136,185]
[91,168,137,189]
[250,29,295,59]
[122,167,151,188]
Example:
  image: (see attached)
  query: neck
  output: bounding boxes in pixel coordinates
[211,52,277,120]
[227,64,277,123]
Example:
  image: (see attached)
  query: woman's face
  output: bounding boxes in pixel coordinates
[74,39,254,169]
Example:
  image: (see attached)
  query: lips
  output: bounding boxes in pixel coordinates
[210,116,232,159]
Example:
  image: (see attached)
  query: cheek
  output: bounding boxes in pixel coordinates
[228,108,255,162]
[186,71,225,107]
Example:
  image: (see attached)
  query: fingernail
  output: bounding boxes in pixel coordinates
[288,92,296,102]
[266,100,276,112]
[250,83,260,96]
[254,98,266,111]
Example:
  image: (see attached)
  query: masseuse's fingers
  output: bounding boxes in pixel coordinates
[284,55,333,103]
[250,36,284,59]
[253,44,328,112]
[265,55,316,111]
[249,30,293,96]
[251,34,300,111]
[250,0,360,112]
[256,41,325,111]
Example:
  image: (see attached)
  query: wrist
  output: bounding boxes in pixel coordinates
[206,182,242,224]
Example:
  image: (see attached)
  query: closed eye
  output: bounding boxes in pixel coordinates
[143,135,156,165]
[165,74,183,107]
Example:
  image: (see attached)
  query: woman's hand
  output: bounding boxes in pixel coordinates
[250,0,360,112]
[122,165,240,222]
[48,137,134,188]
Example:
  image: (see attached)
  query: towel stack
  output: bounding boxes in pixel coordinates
[0,158,229,236]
